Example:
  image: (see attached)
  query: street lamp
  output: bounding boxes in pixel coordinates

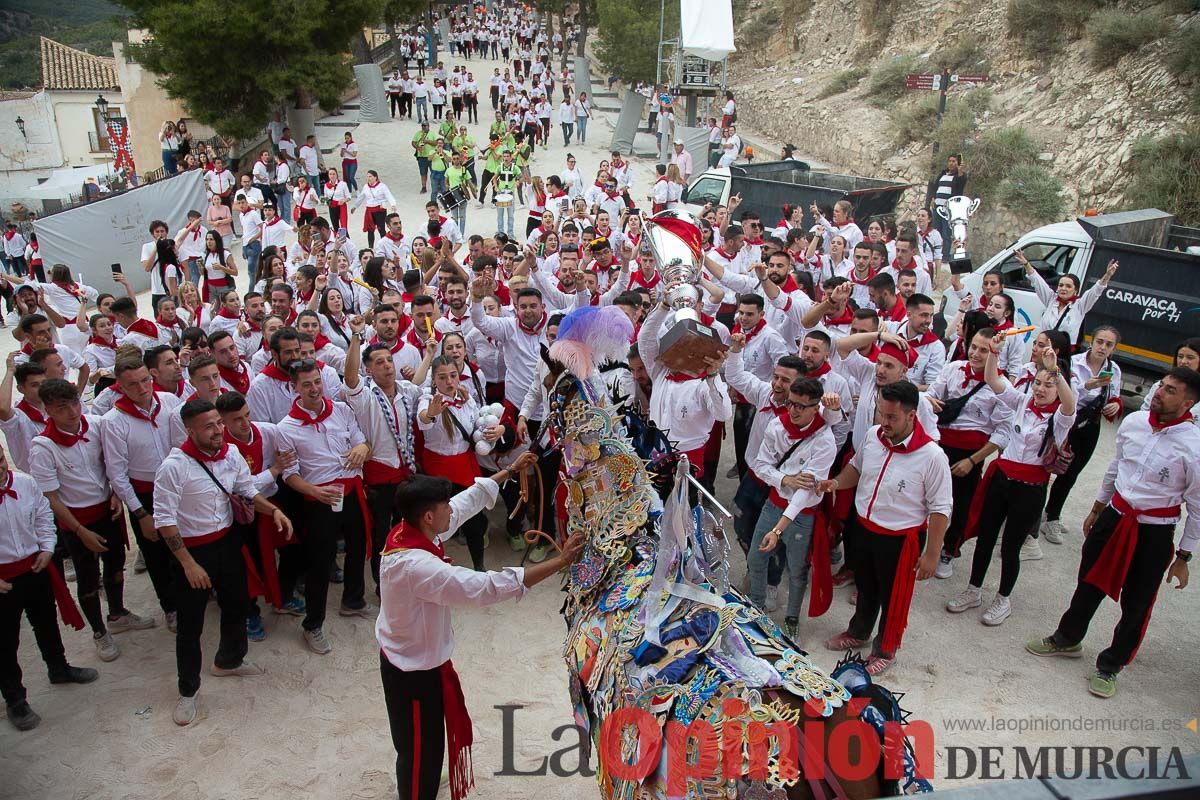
[15,116,25,139]
[95,94,109,122]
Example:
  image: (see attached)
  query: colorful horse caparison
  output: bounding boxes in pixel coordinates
[542,306,932,800]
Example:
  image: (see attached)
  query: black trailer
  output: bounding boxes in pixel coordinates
[682,160,913,228]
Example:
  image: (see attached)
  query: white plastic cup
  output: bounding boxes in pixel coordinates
[331,492,344,513]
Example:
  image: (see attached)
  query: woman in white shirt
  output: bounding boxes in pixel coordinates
[1017,250,1118,345]
[292,175,320,226]
[417,357,490,570]
[200,230,239,303]
[323,167,352,231]
[158,121,181,175]
[721,91,736,128]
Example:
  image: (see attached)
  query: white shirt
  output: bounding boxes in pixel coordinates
[260,217,290,251]
[4,231,28,258]
[927,360,1012,440]
[991,384,1075,465]
[176,227,206,260]
[298,144,320,175]
[1099,410,1200,550]
[277,400,366,485]
[1,401,45,473]
[374,233,412,265]
[1029,270,1107,344]
[239,209,263,243]
[851,424,953,530]
[102,393,183,512]
[153,445,259,537]
[469,302,550,411]
[84,339,118,375]
[376,478,525,671]
[30,415,111,509]
[353,181,397,211]
[345,378,421,476]
[1071,352,1122,411]
[417,394,480,456]
[752,418,837,517]
[205,168,235,197]
[36,280,98,322]
[0,471,56,563]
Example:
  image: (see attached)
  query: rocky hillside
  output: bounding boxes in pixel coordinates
[726,0,1199,255]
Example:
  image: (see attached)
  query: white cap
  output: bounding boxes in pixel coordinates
[673,138,683,145]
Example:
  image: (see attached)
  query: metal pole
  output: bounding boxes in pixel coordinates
[656,0,666,86]
[924,67,951,208]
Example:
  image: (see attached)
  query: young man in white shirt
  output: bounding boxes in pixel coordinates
[298,135,322,197]
[277,360,372,654]
[154,398,292,726]
[818,380,952,675]
[377,468,580,800]
[236,195,263,286]
[0,445,96,732]
[0,359,48,473]
[33,380,156,664]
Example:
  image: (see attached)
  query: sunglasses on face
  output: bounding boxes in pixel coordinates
[785,399,820,410]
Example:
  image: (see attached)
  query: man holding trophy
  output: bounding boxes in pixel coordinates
[634,210,733,480]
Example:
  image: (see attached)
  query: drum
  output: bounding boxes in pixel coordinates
[495,192,515,208]
[439,186,469,210]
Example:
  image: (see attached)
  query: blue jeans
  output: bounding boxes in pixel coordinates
[576,116,588,142]
[275,191,292,224]
[343,161,358,191]
[242,240,262,287]
[561,122,573,145]
[496,202,514,236]
[308,175,322,198]
[430,170,446,203]
[748,503,815,620]
[161,150,177,175]
[415,97,428,122]
[416,157,430,183]
[451,202,467,237]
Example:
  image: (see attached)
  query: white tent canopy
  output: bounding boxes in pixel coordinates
[679,0,736,61]
[24,164,118,200]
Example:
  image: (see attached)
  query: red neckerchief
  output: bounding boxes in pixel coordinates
[444,309,467,326]
[218,361,251,394]
[907,328,940,347]
[264,215,285,228]
[977,294,990,310]
[628,233,640,248]
[370,335,403,355]
[88,334,116,350]
[518,311,547,336]
[386,232,405,244]
[960,363,985,388]
[17,399,46,425]
[115,395,160,427]
[288,397,334,428]
[630,268,661,290]
[2,230,12,241]
[297,287,315,306]
[993,318,1013,332]
[180,437,229,463]
[435,391,466,409]
[890,257,917,272]
[666,370,707,382]
[745,237,764,247]
[260,362,291,382]
[40,417,91,448]
[153,379,185,397]
[312,334,332,351]
[882,300,907,323]
[280,308,298,326]
[53,280,82,299]
[862,344,880,363]
[876,419,935,453]
[156,315,183,330]
[849,268,876,286]
[1055,294,1079,308]
[0,471,15,504]
[324,181,339,193]
[780,411,825,440]
[824,306,854,327]
[807,361,832,378]
[714,246,735,262]
[125,318,160,339]
[779,274,801,293]
[225,424,264,474]
[556,278,578,295]
[217,306,241,320]
[732,318,766,342]
[1149,410,1194,432]
[19,341,34,355]
[1028,399,1061,419]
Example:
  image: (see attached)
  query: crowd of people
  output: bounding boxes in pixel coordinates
[2,5,1198,800]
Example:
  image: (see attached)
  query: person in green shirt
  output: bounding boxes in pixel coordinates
[452,126,477,185]
[488,111,507,142]
[477,135,503,206]
[491,150,521,236]
[444,151,476,237]
[411,121,435,194]
[429,141,449,204]
[438,112,457,145]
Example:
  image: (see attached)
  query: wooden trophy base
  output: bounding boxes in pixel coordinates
[659,317,729,376]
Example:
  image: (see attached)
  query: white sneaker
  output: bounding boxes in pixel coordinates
[303,628,333,655]
[934,553,953,579]
[64,561,76,582]
[1020,537,1044,561]
[1041,519,1066,544]
[946,586,982,613]
[982,595,1012,626]
[106,611,156,633]
[210,660,266,677]
[133,550,147,574]
[173,694,198,726]
[767,585,780,612]
[829,543,844,568]
[94,631,120,662]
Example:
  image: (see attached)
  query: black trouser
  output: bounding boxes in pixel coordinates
[235,519,266,619]
[1044,419,1102,522]
[381,653,444,800]
[61,519,126,634]
[968,474,1046,596]
[301,494,367,630]
[940,444,985,557]
[451,97,464,118]
[1051,509,1175,675]
[253,182,276,207]
[432,103,443,120]
[366,209,387,248]
[451,483,487,570]
[848,522,926,658]
[478,169,495,204]
[134,489,178,614]
[389,94,402,117]
[526,420,560,539]
[400,93,413,118]
[465,96,479,123]
[172,533,248,697]
[0,569,69,706]
[274,484,308,603]
[732,403,755,480]
[367,481,403,593]
[490,86,500,109]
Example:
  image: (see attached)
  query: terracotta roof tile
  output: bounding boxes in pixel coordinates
[40,36,120,92]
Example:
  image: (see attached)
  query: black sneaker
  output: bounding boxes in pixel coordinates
[784,617,800,641]
[6,701,41,731]
[330,566,344,584]
[48,665,100,685]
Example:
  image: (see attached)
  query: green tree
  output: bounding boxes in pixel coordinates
[117,0,385,139]
[596,0,673,84]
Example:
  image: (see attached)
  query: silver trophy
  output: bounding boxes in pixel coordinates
[644,210,727,376]
[937,195,980,274]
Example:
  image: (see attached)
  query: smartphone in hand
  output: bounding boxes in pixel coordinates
[110,262,123,274]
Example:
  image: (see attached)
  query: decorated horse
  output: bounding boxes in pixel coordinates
[538,304,933,799]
